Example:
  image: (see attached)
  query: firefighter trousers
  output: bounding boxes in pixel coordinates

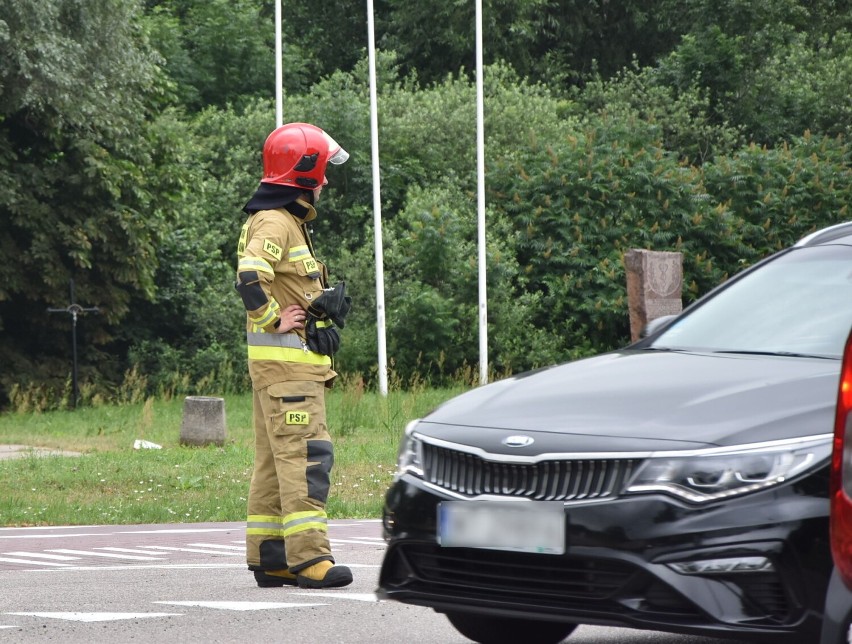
[246,379,335,573]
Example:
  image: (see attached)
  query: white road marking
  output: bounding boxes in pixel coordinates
[0,533,106,540]
[95,547,168,556]
[30,563,247,572]
[293,592,380,602]
[0,625,18,629]
[186,543,244,551]
[0,525,103,531]
[140,546,241,556]
[0,556,72,567]
[27,562,380,573]
[3,552,80,561]
[116,528,235,534]
[46,549,163,561]
[154,601,326,611]
[6,612,182,622]
[330,538,387,546]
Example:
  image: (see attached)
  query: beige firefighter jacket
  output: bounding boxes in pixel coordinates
[236,201,335,389]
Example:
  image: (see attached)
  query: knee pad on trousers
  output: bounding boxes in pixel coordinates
[306,439,333,502]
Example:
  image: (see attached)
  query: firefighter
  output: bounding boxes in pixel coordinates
[235,122,352,589]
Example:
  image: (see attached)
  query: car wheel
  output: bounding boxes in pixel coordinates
[445,611,577,644]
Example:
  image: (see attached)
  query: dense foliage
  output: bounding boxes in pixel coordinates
[0,0,850,409]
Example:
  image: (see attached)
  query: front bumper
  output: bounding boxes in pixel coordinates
[377,473,831,643]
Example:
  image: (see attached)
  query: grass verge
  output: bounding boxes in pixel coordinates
[0,385,465,526]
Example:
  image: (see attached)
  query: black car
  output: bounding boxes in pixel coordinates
[821,327,852,644]
[376,222,852,644]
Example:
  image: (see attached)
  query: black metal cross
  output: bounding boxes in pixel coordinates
[47,279,99,409]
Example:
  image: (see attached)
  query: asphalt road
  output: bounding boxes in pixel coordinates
[0,520,737,644]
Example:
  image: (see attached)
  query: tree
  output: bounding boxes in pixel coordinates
[142,0,373,113]
[655,0,852,143]
[0,0,168,404]
[376,0,680,87]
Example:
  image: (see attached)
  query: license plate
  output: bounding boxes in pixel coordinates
[437,501,565,554]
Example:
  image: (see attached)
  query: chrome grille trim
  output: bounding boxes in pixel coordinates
[421,441,639,501]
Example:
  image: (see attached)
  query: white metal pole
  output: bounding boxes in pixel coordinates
[475,0,488,385]
[367,0,389,396]
[275,0,283,126]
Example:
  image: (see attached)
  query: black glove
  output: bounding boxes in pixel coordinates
[309,281,352,329]
[306,316,340,356]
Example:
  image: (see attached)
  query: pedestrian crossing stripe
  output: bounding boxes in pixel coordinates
[294,592,380,602]
[5,612,182,622]
[0,556,72,567]
[4,551,79,560]
[154,601,326,611]
[46,549,162,561]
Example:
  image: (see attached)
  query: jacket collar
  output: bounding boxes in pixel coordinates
[283,198,317,222]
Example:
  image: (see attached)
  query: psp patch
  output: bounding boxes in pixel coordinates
[237,222,249,256]
[303,257,319,274]
[285,410,310,425]
[263,239,283,261]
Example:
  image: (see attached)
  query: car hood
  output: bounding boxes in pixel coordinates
[417,350,839,454]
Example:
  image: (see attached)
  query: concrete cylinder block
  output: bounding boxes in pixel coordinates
[180,396,227,447]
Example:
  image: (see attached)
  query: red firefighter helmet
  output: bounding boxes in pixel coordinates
[261,122,349,189]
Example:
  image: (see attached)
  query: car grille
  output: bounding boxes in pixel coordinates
[420,441,640,501]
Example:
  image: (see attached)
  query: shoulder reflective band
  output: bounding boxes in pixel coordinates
[288,245,311,262]
[238,256,274,275]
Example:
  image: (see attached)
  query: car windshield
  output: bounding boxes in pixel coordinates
[650,244,852,359]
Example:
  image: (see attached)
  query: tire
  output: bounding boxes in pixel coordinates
[445,611,577,644]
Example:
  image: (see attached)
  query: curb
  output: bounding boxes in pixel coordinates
[0,445,82,460]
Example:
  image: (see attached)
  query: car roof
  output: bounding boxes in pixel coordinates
[795,221,852,247]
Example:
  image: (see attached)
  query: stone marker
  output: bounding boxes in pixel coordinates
[624,249,683,342]
[180,396,226,446]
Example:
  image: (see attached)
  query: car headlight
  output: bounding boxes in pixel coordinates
[625,435,832,503]
[394,420,424,479]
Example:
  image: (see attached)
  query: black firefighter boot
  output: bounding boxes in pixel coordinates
[253,568,298,587]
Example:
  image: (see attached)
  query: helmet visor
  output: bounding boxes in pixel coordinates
[328,147,350,165]
[322,131,349,165]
